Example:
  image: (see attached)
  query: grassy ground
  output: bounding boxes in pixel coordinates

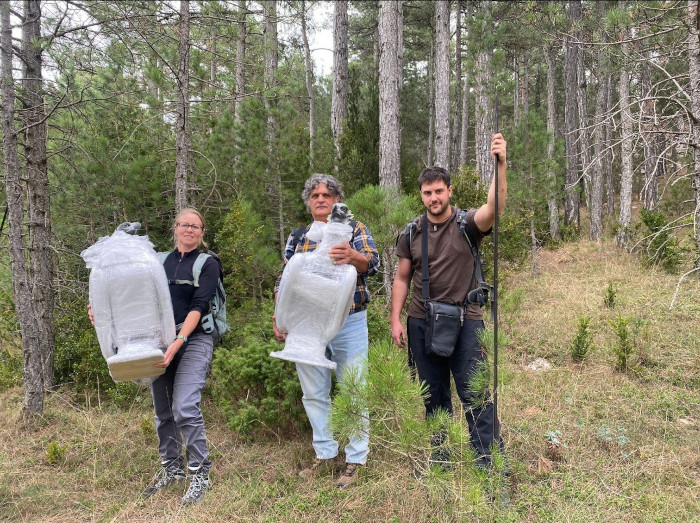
[1,238,699,522]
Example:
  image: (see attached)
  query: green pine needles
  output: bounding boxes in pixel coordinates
[570,315,593,362]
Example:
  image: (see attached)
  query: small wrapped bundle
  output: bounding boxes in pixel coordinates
[81,223,176,383]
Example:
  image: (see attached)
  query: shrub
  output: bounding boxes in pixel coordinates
[0,347,22,391]
[608,315,637,372]
[570,315,593,362]
[603,283,616,309]
[210,298,305,439]
[638,209,683,273]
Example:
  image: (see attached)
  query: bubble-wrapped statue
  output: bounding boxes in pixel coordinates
[81,222,176,383]
[272,203,357,369]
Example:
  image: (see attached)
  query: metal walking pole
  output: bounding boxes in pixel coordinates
[493,98,500,447]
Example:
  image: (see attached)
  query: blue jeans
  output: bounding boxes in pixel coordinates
[295,310,369,465]
[151,332,213,472]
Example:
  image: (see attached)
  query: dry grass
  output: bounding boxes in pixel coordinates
[1,237,699,521]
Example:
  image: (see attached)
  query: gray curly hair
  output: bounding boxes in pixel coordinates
[301,173,344,211]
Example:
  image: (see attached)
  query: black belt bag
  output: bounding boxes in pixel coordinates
[425,300,463,358]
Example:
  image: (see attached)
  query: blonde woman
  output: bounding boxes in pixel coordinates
[142,208,219,505]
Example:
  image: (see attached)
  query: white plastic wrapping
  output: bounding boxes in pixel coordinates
[81,226,176,383]
[272,220,357,369]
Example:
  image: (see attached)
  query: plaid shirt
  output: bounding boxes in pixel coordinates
[275,221,380,314]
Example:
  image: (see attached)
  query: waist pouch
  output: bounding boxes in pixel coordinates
[425,301,463,358]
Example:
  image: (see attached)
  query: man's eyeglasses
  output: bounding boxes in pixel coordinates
[177,223,203,232]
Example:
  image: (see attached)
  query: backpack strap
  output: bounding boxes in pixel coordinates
[290,225,309,251]
[190,252,211,287]
[159,251,211,286]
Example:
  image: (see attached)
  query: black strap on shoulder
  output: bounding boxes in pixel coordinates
[421,213,430,303]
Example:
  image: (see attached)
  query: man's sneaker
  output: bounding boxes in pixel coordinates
[298,457,334,479]
[336,463,361,489]
[180,470,210,506]
[142,464,186,498]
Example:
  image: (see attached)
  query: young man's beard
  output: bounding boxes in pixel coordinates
[427,200,450,218]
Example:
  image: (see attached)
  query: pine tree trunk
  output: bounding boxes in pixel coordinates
[451,1,462,173]
[575,2,592,210]
[617,33,634,249]
[233,1,246,171]
[332,0,348,172]
[605,73,615,215]
[209,25,216,90]
[564,0,580,227]
[688,0,700,265]
[590,70,606,241]
[2,1,44,417]
[379,0,402,193]
[427,32,435,166]
[434,0,450,169]
[459,0,471,170]
[475,2,493,184]
[175,0,190,214]
[21,0,54,390]
[300,0,316,171]
[641,59,659,211]
[233,0,246,123]
[545,43,561,240]
[263,2,283,254]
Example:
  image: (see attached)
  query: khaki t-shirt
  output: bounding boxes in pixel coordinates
[396,206,489,320]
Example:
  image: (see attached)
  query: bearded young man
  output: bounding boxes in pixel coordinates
[390,134,508,469]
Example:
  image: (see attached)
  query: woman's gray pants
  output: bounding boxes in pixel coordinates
[150,332,213,472]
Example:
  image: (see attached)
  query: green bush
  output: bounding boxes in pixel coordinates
[603,283,616,309]
[638,209,683,273]
[0,347,22,391]
[608,315,642,372]
[210,298,305,439]
[570,315,593,362]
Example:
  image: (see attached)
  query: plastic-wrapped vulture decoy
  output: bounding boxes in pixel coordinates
[81,222,175,383]
[272,203,357,370]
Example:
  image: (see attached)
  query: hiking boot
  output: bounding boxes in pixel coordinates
[180,469,210,506]
[142,463,186,498]
[336,463,361,489]
[298,457,336,479]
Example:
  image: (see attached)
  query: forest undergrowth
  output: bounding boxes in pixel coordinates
[1,237,699,522]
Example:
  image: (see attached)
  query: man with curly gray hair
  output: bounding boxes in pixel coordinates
[274,173,379,489]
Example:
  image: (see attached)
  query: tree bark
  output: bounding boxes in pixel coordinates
[641,58,659,210]
[263,2,283,255]
[300,0,316,171]
[331,0,348,172]
[564,0,580,227]
[605,72,615,216]
[451,1,462,173]
[434,0,450,169]
[427,29,435,166]
[459,1,471,169]
[233,0,246,124]
[21,0,54,390]
[590,69,606,241]
[175,0,190,214]
[617,29,634,249]
[233,0,246,172]
[378,0,402,193]
[688,0,700,265]
[474,1,493,185]
[2,1,44,418]
[545,43,561,240]
[575,0,592,210]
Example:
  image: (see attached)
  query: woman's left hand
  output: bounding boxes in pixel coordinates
[155,339,183,368]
